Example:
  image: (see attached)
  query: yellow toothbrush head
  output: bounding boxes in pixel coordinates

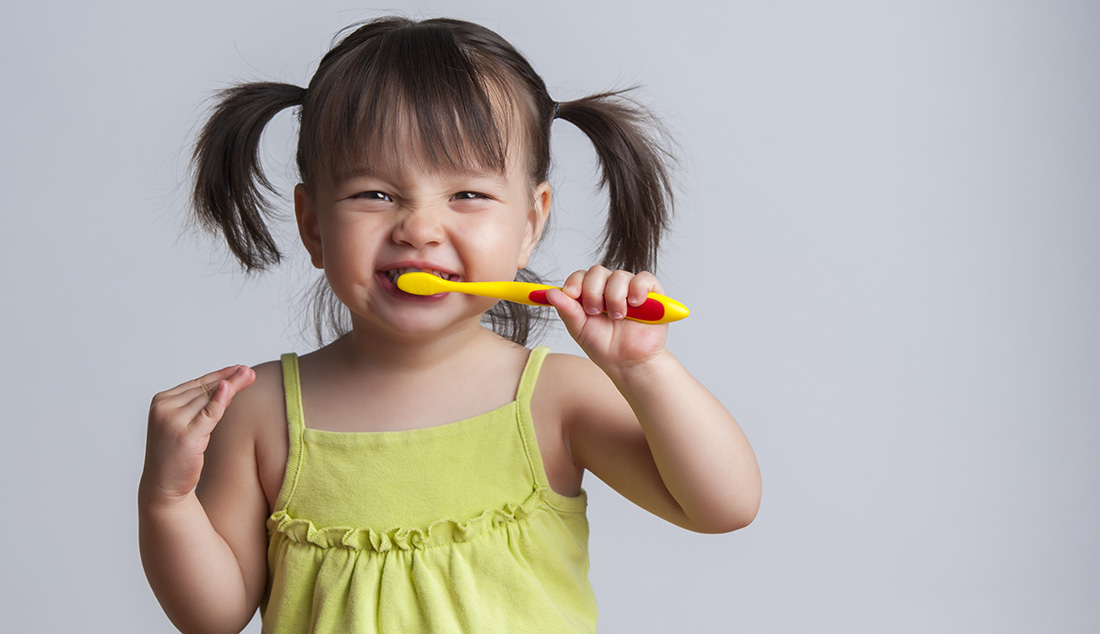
[396,271,451,295]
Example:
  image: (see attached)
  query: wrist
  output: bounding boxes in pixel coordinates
[603,347,678,390]
[138,475,198,515]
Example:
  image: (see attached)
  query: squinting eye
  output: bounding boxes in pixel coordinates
[452,191,488,201]
[353,191,392,202]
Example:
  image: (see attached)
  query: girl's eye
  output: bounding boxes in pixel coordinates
[352,191,392,202]
[452,191,489,202]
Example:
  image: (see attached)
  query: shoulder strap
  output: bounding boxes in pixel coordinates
[515,346,551,489]
[514,347,589,509]
[280,353,306,435]
[515,345,550,405]
[273,353,306,513]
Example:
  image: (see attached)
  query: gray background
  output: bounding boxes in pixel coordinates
[2,0,1097,631]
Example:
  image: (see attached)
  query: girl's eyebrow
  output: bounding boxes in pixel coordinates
[452,169,508,185]
[332,167,375,185]
[334,167,509,187]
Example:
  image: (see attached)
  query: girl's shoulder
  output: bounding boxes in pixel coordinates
[539,351,601,384]
[540,350,614,385]
[536,351,624,419]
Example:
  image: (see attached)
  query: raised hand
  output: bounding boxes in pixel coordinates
[545,266,670,376]
[140,365,256,504]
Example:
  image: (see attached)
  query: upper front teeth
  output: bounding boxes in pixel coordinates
[388,268,449,282]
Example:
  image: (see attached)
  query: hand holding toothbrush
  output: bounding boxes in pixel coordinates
[544,266,674,377]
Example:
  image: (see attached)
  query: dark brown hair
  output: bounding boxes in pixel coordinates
[191,16,674,345]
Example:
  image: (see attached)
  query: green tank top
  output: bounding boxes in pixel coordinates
[262,346,596,633]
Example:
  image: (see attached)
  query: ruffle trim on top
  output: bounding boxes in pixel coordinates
[268,487,561,553]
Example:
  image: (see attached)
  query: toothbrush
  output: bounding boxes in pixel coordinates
[396,272,689,324]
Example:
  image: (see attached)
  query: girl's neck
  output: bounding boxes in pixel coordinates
[335,317,504,374]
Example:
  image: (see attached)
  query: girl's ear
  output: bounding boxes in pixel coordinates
[294,184,325,269]
[518,181,552,269]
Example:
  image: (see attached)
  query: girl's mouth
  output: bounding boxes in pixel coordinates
[379,267,460,300]
[383,268,459,285]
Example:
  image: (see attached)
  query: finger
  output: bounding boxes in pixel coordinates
[627,270,662,306]
[187,366,255,434]
[222,364,256,393]
[177,380,227,435]
[152,365,251,416]
[545,287,587,338]
[560,269,587,300]
[579,265,611,316]
[604,270,634,320]
[149,380,221,427]
[162,365,249,399]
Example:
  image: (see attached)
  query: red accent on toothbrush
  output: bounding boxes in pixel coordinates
[528,290,666,322]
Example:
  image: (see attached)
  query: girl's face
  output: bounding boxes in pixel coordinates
[295,141,551,339]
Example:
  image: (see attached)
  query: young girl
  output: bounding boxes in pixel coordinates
[139,16,760,634]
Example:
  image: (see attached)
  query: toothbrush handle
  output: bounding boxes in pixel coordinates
[525,289,688,325]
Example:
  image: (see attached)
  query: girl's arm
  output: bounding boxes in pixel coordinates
[545,267,761,533]
[138,365,270,634]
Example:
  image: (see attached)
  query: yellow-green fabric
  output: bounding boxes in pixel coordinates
[261,347,596,633]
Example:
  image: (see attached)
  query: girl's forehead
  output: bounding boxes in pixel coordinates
[326,119,530,185]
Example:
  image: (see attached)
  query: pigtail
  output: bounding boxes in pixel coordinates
[554,90,675,272]
[191,82,306,271]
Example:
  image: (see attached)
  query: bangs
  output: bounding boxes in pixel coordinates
[298,20,524,184]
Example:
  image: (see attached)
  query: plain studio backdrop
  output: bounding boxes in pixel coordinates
[2,1,1097,631]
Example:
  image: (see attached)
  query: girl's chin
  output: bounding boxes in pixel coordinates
[351,314,487,345]
[350,296,491,337]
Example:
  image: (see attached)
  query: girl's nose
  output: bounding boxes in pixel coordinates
[391,206,446,248]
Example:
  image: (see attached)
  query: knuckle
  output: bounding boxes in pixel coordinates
[200,401,222,421]
[148,399,173,422]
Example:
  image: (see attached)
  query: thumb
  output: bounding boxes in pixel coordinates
[545,288,588,339]
[190,366,255,435]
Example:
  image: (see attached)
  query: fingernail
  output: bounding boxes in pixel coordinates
[611,312,624,320]
[586,307,600,315]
